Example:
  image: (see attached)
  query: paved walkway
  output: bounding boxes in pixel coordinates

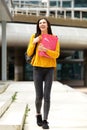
[1,81,87,130]
[75,87,87,94]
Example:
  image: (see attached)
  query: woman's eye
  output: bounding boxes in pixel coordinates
[39,22,42,25]
[39,22,46,24]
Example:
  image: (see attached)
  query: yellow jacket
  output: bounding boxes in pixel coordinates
[27,34,60,68]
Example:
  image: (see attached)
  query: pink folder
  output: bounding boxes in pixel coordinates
[39,34,58,58]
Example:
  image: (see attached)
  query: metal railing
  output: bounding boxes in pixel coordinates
[5,0,87,20]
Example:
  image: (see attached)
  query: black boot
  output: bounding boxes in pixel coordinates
[42,120,49,129]
[36,115,43,126]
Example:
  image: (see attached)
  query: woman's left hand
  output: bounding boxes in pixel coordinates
[38,44,47,52]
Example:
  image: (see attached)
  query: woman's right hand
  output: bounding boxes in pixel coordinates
[33,36,41,44]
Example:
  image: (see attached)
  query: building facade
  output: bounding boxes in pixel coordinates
[0,0,87,87]
[11,0,87,20]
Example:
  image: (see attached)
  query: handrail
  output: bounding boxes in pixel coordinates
[8,0,87,20]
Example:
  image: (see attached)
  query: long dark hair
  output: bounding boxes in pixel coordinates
[35,18,52,37]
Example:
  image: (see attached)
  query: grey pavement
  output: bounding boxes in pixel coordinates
[0,81,87,130]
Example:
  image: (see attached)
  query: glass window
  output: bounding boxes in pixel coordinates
[63,1,71,7]
[57,63,83,80]
[24,51,84,82]
[82,12,87,18]
[24,63,33,81]
[75,0,87,7]
[7,49,14,80]
[57,51,84,81]
[50,1,56,7]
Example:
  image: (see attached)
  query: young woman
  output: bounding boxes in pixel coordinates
[27,18,60,129]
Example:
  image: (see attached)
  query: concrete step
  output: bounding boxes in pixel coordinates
[0,82,9,94]
[0,92,16,117]
[0,102,27,130]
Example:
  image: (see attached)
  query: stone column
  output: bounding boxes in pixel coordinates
[0,49,1,79]
[14,48,24,81]
[83,50,87,86]
[80,11,82,20]
[64,10,66,19]
[2,21,7,81]
[46,0,50,17]
[71,0,74,19]
[54,68,57,81]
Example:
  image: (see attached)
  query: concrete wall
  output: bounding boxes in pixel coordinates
[0,23,87,49]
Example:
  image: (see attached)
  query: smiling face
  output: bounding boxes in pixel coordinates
[39,19,48,34]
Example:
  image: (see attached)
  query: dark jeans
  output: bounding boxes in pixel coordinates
[33,67,54,120]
